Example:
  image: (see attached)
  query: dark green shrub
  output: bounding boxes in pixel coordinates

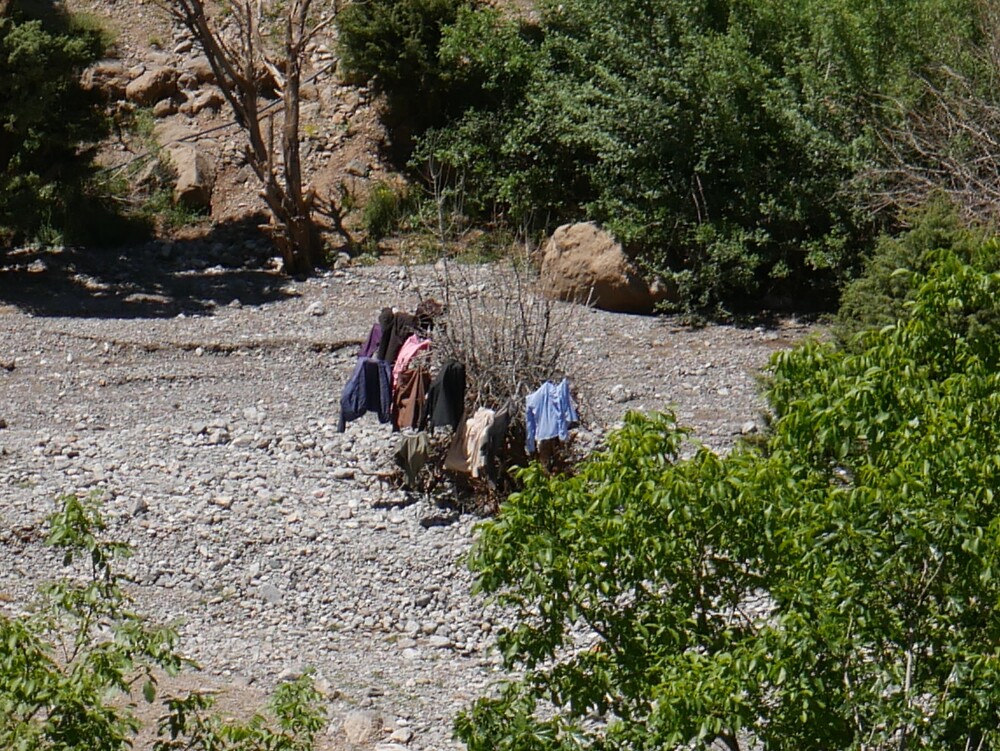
[336,0,473,156]
[361,0,982,314]
[0,0,109,247]
[362,180,415,242]
[835,198,994,342]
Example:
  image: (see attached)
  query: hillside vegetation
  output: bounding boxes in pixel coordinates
[338,0,989,314]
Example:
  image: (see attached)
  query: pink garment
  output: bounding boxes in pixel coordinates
[392,334,431,388]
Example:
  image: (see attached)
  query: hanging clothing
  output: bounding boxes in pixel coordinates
[483,400,514,483]
[375,308,395,361]
[392,365,431,431]
[377,310,418,365]
[525,378,578,453]
[423,360,466,432]
[444,407,495,477]
[357,323,382,359]
[392,334,431,388]
[338,357,393,432]
[394,431,430,489]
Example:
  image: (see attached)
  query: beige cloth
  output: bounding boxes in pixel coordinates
[444,407,495,476]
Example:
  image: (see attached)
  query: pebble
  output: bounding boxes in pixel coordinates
[0,261,812,751]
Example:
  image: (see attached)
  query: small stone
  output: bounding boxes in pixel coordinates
[332,467,354,480]
[342,710,383,745]
[212,495,234,509]
[389,727,414,744]
[306,301,326,316]
[610,383,633,403]
[740,421,758,435]
[258,583,283,606]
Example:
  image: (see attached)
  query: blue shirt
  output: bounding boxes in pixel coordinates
[525,378,579,453]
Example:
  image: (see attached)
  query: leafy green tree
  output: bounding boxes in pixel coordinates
[835,197,996,342]
[0,0,108,246]
[352,0,982,313]
[460,253,1000,749]
[0,493,327,751]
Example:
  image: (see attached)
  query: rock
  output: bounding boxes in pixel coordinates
[389,727,414,744]
[306,301,326,316]
[610,383,634,403]
[81,60,128,101]
[258,583,284,606]
[182,56,216,85]
[346,159,370,177]
[540,222,674,314]
[126,66,179,105]
[153,98,178,118]
[164,144,216,211]
[342,710,383,745]
[180,88,224,115]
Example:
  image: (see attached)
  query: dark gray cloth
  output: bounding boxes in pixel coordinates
[423,360,466,431]
[377,310,418,365]
[483,400,514,483]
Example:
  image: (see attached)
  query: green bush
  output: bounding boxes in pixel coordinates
[347,0,984,314]
[362,180,415,242]
[336,0,475,155]
[460,252,1000,750]
[835,197,995,342]
[1,493,326,751]
[0,0,109,247]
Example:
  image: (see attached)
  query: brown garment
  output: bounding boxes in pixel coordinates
[392,366,430,430]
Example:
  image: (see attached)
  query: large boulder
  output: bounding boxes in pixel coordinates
[154,121,217,211]
[125,66,179,105]
[165,144,216,210]
[81,60,128,101]
[540,222,672,314]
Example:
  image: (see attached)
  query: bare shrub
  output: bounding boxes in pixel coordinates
[403,252,585,507]
[866,2,1000,225]
[423,257,576,409]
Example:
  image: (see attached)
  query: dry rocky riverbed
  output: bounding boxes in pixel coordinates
[0,245,815,750]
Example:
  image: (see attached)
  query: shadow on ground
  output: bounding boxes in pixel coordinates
[0,216,303,319]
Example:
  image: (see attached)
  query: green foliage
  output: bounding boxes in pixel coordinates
[154,672,327,751]
[362,180,416,242]
[461,254,1000,749]
[0,493,326,751]
[0,0,109,247]
[335,0,474,152]
[835,198,995,342]
[354,0,983,313]
[0,493,191,750]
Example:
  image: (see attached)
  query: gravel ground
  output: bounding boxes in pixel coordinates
[0,247,816,749]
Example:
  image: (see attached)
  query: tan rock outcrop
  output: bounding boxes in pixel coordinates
[125,66,178,105]
[540,222,673,314]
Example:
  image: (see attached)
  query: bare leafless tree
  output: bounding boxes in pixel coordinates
[163,0,351,275]
[865,1,1000,225]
